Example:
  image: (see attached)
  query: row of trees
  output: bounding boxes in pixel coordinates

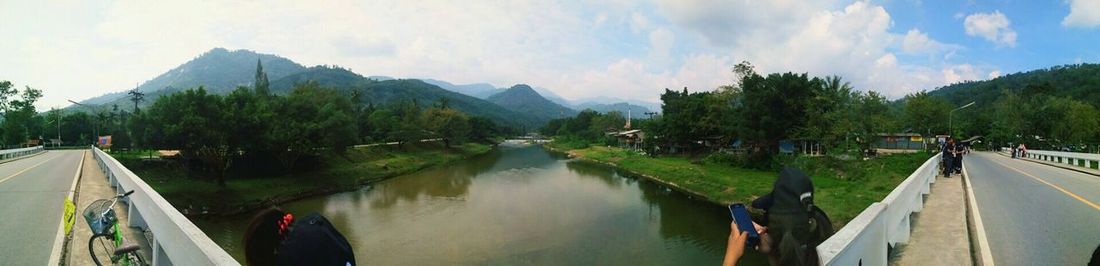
[25,63,506,186]
[0,81,45,147]
[649,63,895,157]
[126,77,502,186]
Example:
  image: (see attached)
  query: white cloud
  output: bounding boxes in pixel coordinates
[1,0,997,109]
[902,29,958,56]
[653,0,972,98]
[942,64,981,84]
[1063,0,1100,28]
[988,70,1002,80]
[964,11,1017,47]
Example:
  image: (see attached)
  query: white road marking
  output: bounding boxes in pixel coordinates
[963,158,995,266]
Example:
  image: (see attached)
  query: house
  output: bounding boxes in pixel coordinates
[613,129,644,150]
[876,133,924,152]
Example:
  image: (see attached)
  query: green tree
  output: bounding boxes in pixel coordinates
[144,87,232,186]
[990,90,1027,144]
[254,59,270,96]
[1,84,43,146]
[902,91,952,137]
[737,72,820,153]
[422,107,471,147]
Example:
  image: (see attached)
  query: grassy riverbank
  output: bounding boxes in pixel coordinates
[549,144,931,227]
[112,142,492,216]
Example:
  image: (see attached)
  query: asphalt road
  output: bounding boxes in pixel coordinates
[965,152,1100,265]
[0,150,84,265]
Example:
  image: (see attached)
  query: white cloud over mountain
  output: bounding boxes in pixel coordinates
[964,11,1018,47]
[1,0,1017,108]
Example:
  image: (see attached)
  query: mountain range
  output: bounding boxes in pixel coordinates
[74,48,655,129]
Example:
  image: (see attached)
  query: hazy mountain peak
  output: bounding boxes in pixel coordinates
[487,84,576,122]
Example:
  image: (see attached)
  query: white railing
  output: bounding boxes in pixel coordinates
[0,145,44,160]
[816,153,941,265]
[1024,149,1100,170]
[92,147,239,266]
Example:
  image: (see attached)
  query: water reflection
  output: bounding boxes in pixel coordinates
[197,144,767,265]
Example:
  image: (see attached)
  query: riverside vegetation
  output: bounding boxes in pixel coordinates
[540,62,938,227]
[92,61,511,214]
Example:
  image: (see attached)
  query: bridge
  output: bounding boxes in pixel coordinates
[818,149,1100,265]
[1,145,1097,265]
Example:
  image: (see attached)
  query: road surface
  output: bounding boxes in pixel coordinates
[0,150,84,265]
[965,152,1100,265]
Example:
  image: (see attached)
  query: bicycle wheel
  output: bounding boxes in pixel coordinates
[89,233,116,266]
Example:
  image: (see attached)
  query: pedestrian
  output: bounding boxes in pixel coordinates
[954,140,965,174]
[942,138,955,177]
[1019,143,1027,158]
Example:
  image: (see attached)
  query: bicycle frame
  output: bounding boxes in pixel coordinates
[95,191,140,265]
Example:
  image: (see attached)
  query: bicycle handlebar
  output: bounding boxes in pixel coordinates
[121,190,135,198]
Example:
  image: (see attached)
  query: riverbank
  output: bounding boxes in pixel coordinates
[113,142,493,217]
[545,143,930,227]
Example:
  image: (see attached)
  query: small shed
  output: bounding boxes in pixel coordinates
[614,129,645,149]
[876,133,924,151]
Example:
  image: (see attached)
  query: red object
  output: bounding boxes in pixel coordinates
[278,213,294,238]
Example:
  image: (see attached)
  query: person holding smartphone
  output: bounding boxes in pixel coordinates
[723,167,834,266]
[723,219,770,266]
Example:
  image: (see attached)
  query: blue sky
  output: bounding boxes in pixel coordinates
[1,0,1098,110]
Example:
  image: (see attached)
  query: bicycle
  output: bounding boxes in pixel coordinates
[83,190,147,266]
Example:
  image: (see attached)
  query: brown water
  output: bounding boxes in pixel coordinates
[195,144,767,265]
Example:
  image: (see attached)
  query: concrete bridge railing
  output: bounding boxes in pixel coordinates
[92,147,238,265]
[816,153,942,265]
[1023,149,1100,170]
[0,145,44,161]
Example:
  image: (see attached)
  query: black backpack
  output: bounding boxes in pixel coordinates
[753,167,835,266]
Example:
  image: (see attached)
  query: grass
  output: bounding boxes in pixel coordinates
[111,142,492,215]
[554,144,932,228]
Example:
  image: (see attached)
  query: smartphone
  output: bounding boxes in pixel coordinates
[728,203,760,247]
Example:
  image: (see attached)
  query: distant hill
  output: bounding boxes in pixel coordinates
[367,75,395,81]
[421,79,501,99]
[531,87,571,106]
[81,48,306,106]
[574,102,652,116]
[270,67,542,128]
[927,63,1100,107]
[487,84,577,122]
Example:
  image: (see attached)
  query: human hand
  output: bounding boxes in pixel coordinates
[723,220,748,266]
[753,221,772,253]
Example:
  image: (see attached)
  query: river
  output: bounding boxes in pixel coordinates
[195,143,767,265]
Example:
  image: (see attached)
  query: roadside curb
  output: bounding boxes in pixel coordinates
[993,151,1100,178]
[961,157,995,266]
[49,150,85,266]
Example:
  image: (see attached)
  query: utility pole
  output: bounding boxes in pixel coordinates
[55,109,61,147]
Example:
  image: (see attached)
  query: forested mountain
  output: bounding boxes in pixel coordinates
[421,79,501,99]
[574,102,652,116]
[487,84,577,123]
[81,48,306,105]
[270,67,542,128]
[919,63,1100,149]
[928,63,1100,108]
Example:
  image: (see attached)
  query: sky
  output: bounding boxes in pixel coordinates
[2,0,1099,110]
